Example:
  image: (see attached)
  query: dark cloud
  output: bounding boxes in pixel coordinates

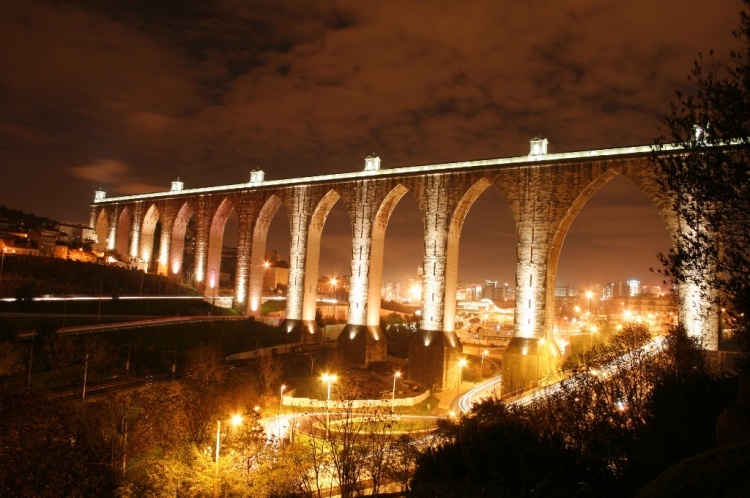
[0,0,741,287]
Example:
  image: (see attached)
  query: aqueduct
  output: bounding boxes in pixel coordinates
[89,140,717,392]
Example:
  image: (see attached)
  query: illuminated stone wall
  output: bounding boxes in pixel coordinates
[90,144,722,391]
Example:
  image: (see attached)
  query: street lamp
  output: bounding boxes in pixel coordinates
[480,350,489,376]
[456,358,467,397]
[0,247,6,296]
[329,277,338,300]
[321,373,337,434]
[391,371,401,414]
[586,290,594,315]
[215,414,243,476]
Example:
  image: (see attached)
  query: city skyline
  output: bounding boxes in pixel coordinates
[0,1,740,288]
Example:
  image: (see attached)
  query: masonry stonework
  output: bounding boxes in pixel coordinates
[90,146,720,393]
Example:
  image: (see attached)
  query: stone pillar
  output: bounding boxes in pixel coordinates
[234,196,257,310]
[502,168,561,394]
[678,278,719,351]
[157,202,175,277]
[129,201,145,260]
[193,196,212,292]
[88,206,98,233]
[409,175,463,391]
[338,180,386,367]
[107,207,119,252]
[284,187,320,342]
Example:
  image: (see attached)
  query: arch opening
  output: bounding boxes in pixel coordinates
[451,181,517,342]
[553,174,674,357]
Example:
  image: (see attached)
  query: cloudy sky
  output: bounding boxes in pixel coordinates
[0,1,742,289]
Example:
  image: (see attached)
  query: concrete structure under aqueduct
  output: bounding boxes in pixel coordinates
[89,140,718,393]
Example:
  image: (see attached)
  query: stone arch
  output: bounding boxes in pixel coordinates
[115,206,133,259]
[206,197,235,297]
[247,195,285,314]
[139,204,160,270]
[366,184,413,326]
[302,189,346,322]
[94,208,109,252]
[170,201,195,280]
[443,178,494,331]
[546,168,676,337]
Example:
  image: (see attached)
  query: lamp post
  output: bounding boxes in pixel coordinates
[391,371,401,414]
[456,358,467,397]
[0,247,7,296]
[97,264,104,322]
[82,352,89,401]
[321,373,337,435]
[586,290,593,315]
[215,414,243,476]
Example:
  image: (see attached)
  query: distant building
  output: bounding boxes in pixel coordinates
[57,222,96,244]
[262,251,289,293]
[0,237,40,256]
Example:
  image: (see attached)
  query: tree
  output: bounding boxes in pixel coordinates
[653,1,750,343]
[257,353,282,396]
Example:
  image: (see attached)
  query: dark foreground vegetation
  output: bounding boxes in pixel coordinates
[410,326,749,497]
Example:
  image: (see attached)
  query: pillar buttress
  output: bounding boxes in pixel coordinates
[409,175,463,391]
[502,166,561,393]
[107,207,119,252]
[193,196,213,292]
[338,180,386,367]
[284,187,319,341]
[157,202,176,277]
[129,201,145,260]
[234,195,259,309]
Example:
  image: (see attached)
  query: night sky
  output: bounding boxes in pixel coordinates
[0,1,742,289]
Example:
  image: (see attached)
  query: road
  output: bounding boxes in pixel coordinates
[456,335,667,412]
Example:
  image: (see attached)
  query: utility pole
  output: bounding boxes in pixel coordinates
[82,353,89,401]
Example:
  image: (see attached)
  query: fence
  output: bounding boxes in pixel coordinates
[282,390,431,410]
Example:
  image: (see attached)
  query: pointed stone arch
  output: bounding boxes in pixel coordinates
[170,201,195,280]
[444,177,495,331]
[366,184,413,326]
[115,206,133,259]
[205,197,235,297]
[302,189,347,322]
[247,195,285,314]
[93,208,109,252]
[140,204,160,270]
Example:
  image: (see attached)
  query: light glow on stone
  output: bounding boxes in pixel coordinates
[94,144,680,204]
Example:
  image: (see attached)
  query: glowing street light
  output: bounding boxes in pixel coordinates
[329,277,338,300]
[480,350,489,376]
[0,247,7,296]
[586,290,594,314]
[391,371,401,414]
[456,358,467,397]
[215,414,243,475]
[321,373,337,433]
